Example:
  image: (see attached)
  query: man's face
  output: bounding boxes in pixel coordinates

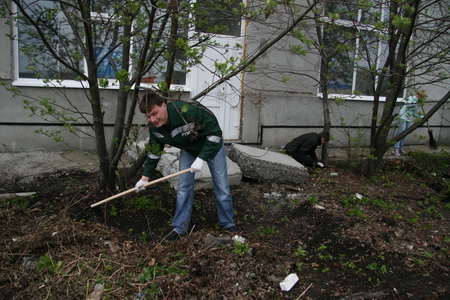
[145,102,168,127]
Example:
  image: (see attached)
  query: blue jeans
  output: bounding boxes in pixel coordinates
[394,120,410,150]
[172,144,235,235]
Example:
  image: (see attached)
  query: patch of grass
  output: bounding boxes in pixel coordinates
[281,215,289,222]
[243,214,255,221]
[129,196,166,212]
[308,196,318,205]
[343,261,357,269]
[346,207,368,219]
[258,225,278,235]
[408,212,420,225]
[317,244,333,260]
[36,253,64,275]
[423,250,433,259]
[110,206,118,216]
[294,245,308,258]
[10,196,32,209]
[137,231,148,244]
[138,263,188,283]
[232,241,249,256]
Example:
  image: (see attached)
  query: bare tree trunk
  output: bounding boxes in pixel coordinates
[314,5,331,166]
[108,21,133,190]
[364,0,420,176]
[80,1,110,189]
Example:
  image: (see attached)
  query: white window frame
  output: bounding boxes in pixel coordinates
[317,2,404,102]
[11,1,190,91]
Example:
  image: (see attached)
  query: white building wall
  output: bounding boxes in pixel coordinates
[0,1,449,153]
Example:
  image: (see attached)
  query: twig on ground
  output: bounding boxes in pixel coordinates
[296,283,313,299]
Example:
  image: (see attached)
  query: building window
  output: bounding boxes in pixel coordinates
[195,0,242,37]
[16,0,127,80]
[17,0,78,79]
[321,1,390,98]
[15,0,187,85]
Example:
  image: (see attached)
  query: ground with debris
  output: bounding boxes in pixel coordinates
[0,150,449,299]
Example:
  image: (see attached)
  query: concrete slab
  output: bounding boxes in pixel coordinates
[228,143,309,185]
[157,147,242,190]
[0,151,99,184]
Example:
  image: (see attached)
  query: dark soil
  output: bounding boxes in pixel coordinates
[1,151,449,299]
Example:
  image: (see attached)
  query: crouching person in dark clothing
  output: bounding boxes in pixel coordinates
[284,131,330,168]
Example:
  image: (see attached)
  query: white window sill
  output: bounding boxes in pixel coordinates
[12,78,191,92]
[317,93,402,102]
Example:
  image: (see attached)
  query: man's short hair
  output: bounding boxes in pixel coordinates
[319,131,330,142]
[139,92,166,114]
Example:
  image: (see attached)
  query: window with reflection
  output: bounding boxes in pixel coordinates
[321,0,390,97]
[195,0,242,37]
[16,0,187,83]
[17,0,83,79]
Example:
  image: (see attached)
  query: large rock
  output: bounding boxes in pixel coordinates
[126,142,242,190]
[157,147,242,190]
[228,143,308,185]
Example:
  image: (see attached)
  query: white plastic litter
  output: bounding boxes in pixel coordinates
[232,235,246,244]
[313,204,325,210]
[279,273,299,291]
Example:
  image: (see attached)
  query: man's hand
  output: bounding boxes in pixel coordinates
[190,157,204,172]
[135,177,149,192]
[316,162,325,168]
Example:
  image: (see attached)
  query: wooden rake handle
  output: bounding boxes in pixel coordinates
[91,168,191,208]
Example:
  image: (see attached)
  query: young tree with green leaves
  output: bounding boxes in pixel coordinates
[291,0,449,175]
[1,0,320,192]
[3,0,245,190]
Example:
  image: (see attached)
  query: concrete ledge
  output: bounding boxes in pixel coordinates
[228,143,309,185]
[158,147,242,190]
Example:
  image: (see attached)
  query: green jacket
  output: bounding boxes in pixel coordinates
[143,100,223,177]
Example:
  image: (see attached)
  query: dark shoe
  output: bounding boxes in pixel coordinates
[165,230,181,241]
[224,226,238,233]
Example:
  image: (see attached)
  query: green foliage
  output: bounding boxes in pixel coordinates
[128,196,165,211]
[392,15,412,29]
[408,151,450,201]
[142,282,161,298]
[343,261,357,269]
[289,44,307,56]
[37,253,64,275]
[258,225,278,235]
[317,244,333,260]
[10,196,32,209]
[346,207,368,219]
[308,196,318,205]
[423,250,433,259]
[137,231,148,244]
[232,241,249,256]
[138,263,188,283]
[243,214,255,221]
[110,206,118,216]
[98,78,109,88]
[145,141,165,157]
[408,212,420,225]
[294,245,307,258]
